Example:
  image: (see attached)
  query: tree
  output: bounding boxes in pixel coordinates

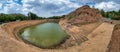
[119,10,120,13]
[28,12,39,20]
[0,13,27,22]
[101,9,105,17]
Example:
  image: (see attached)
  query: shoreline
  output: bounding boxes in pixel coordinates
[0,19,64,52]
[1,19,59,41]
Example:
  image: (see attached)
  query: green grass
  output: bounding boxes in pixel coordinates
[68,15,75,20]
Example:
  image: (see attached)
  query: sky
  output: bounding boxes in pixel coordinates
[0,0,120,17]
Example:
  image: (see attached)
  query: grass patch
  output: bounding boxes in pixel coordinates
[68,15,75,20]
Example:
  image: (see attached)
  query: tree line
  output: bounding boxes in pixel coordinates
[0,12,65,23]
[2,9,119,23]
[101,10,120,20]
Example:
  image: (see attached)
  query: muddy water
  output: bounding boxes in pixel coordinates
[21,23,68,48]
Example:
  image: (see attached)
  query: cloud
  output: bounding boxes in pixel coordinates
[95,1,120,11]
[110,0,120,4]
[0,0,23,13]
[0,0,120,17]
[22,0,81,17]
[0,3,2,9]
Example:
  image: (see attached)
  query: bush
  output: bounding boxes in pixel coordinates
[68,15,75,20]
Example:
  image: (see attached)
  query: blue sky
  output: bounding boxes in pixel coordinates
[0,0,120,17]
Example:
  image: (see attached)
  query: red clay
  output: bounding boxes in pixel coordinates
[65,5,103,24]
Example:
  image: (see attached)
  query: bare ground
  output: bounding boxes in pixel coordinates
[107,24,120,52]
[79,23,115,52]
[0,20,116,52]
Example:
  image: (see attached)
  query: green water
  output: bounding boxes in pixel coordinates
[21,23,68,48]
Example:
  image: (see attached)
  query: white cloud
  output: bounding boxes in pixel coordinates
[0,0,23,13]
[95,1,120,11]
[22,0,81,17]
[0,0,120,17]
[0,3,2,9]
[5,3,23,13]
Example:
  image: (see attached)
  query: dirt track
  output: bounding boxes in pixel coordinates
[78,23,115,52]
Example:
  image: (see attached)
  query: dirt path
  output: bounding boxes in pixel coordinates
[77,23,115,52]
[107,24,120,52]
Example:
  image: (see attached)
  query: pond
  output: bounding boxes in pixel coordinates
[21,23,68,48]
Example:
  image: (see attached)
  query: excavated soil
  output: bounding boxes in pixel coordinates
[107,24,120,52]
[0,20,118,52]
[65,5,103,24]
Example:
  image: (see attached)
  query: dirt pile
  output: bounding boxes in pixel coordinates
[65,5,103,24]
[58,5,104,48]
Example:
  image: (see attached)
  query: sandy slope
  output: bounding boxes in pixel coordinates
[77,23,115,52]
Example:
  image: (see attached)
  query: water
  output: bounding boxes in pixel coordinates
[21,23,68,48]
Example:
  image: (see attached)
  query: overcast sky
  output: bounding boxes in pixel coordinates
[0,0,120,17]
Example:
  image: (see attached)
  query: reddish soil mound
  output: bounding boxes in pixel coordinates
[65,5,103,24]
[107,24,120,52]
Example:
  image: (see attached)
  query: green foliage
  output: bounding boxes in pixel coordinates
[68,15,75,20]
[28,12,39,20]
[47,15,65,19]
[0,13,27,22]
[101,9,105,17]
[0,12,65,23]
[0,12,43,23]
[101,9,120,20]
